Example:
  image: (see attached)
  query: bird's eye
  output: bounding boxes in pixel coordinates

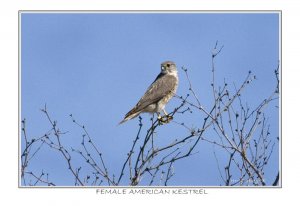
[167,64,170,67]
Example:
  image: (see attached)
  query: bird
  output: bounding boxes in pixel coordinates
[119,61,179,124]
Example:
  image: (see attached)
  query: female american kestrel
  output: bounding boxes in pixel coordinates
[119,61,178,124]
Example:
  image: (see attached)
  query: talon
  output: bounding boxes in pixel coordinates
[163,115,173,124]
[157,114,173,125]
[167,115,173,120]
[157,115,163,125]
[158,119,165,125]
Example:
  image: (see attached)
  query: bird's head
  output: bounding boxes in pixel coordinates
[161,61,177,74]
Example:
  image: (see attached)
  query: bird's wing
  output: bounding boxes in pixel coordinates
[127,73,177,115]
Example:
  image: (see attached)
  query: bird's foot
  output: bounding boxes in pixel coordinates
[157,115,163,125]
[158,115,173,125]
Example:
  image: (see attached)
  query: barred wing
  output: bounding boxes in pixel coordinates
[125,73,177,116]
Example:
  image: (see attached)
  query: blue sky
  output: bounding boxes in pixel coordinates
[21,12,279,186]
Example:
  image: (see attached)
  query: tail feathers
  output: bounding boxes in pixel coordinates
[118,118,129,125]
[118,109,141,125]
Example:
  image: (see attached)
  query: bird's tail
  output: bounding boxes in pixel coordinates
[118,118,129,125]
[118,109,141,125]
